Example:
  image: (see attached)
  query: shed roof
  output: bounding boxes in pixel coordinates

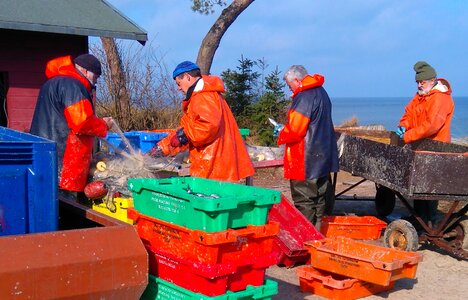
[0,0,147,44]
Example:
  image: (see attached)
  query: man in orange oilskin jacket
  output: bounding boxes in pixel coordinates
[396,61,454,226]
[30,54,114,200]
[148,61,254,182]
[275,65,339,229]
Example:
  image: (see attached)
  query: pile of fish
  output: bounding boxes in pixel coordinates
[89,151,181,197]
[246,144,284,161]
[89,122,182,197]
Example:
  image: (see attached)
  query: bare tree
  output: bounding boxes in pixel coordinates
[193,0,255,74]
[100,37,132,129]
[91,0,255,130]
[91,41,182,131]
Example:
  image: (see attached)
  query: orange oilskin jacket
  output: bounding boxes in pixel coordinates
[30,56,108,191]
[399,78,454,143]
[159,75,254,182]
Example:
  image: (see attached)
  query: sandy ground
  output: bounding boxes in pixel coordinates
[251,168,468,300]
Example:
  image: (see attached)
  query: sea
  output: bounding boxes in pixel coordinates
[331,96,468,139]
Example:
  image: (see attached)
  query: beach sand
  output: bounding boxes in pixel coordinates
[252,168,468,300]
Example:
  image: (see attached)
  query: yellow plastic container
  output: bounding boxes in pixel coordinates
[92,197,134,224]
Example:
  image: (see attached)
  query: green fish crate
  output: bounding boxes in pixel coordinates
[128,177,281,232]
[141,275,278,300]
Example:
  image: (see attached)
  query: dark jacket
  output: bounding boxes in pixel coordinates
[278,74,339,180]
[30,56,107,191]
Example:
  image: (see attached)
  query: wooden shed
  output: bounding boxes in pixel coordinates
[0,0,147,131]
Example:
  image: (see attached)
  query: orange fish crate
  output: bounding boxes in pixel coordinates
[128,208,279,265]
[305,236,423,286]
[320,216,387,240]
[297,265,394,300]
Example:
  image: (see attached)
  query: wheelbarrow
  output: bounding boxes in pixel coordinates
[335,128,468,259]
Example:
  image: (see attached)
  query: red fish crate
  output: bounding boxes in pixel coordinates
[270,230,311,268]
[305,237,423,286]
[128,208,279,265]
[320,216,387,240]
[297,265,395,300]
[145,245,277,296]
[268,194,324,267]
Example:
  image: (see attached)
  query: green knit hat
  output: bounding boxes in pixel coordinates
[414,61,437,81]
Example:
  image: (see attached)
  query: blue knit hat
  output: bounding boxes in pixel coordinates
[172,61,200,79]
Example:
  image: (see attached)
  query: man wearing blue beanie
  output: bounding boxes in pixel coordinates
[148,60,254,182]
[172,61,200,79]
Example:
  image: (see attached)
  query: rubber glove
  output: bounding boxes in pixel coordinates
[273,124,284,137]
[170,134,181,147]
[170,128,189,147]
[395,126,406,138]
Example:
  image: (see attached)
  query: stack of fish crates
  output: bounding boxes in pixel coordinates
[127,177,281,299]
[296,236,423,300]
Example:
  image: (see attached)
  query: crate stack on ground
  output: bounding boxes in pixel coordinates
[296,215,423,300]
[127,177,281,299]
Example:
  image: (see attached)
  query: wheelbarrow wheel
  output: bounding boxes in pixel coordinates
[383,219,419,252]
[459,219,468,250]
[375,184,396,216]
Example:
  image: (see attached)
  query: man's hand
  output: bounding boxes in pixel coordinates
[146,145,164,158]
[103,117,115,131]
[273,123,284,137]
[395,126,406,138]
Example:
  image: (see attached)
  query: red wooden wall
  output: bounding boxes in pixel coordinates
[0,29,88,132]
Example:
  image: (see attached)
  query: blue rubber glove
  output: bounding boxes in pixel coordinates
[273,124,284,137]
[395,126,406,138]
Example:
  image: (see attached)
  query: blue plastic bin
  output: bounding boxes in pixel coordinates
[0,126,58,236]
[105,131,169,154]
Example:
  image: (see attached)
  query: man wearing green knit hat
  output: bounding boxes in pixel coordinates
[414,61,437,81]
[396,61,454,226]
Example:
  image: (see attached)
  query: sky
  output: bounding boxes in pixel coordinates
[106,0,468,98]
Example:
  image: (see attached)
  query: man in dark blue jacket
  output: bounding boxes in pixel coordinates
[30,54,113,200]
[276,65,339,229]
